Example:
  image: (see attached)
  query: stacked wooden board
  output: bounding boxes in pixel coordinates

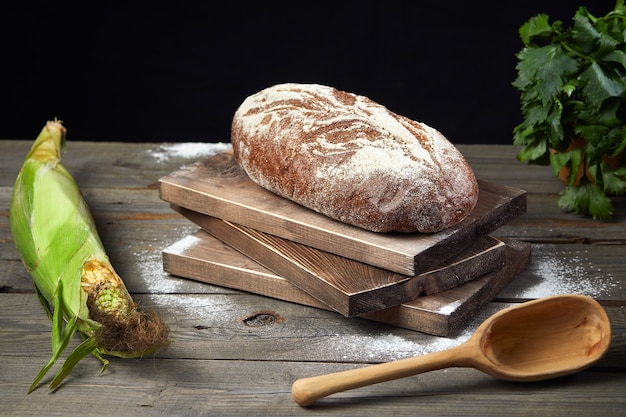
[159,148,530,336]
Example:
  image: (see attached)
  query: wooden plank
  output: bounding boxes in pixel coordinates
[459,144,562,193]
[2,292,624,365]
[162,230,530,335]
[3,351,625,417]
[3,141,626,417]
[158,149,527,275]
[493,194,626,243]
[361,240,531,336]
[0,140,234,189]
[173,207,507,316]
[495,242,626,304]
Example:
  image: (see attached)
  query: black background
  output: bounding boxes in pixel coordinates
[2,1,617,144]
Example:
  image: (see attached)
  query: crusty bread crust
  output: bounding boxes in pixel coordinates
[231,83,478,233]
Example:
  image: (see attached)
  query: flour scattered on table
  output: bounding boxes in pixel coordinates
[159,294,237,322]
[163,234,203,254]
[130,224,198,293]
[519,245,617,298]
[133,248,184,293]
[147,142,231,162]
[334,328,474,362]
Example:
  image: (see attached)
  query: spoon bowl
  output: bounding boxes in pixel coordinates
[292,294,611,406]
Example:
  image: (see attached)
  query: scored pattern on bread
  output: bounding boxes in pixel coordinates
[231,83,479,233]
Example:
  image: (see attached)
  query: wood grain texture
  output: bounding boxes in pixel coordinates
[291,295,612,406]
[158,149,527,275]
[171,207,507,316]
[162,229,530,335]
[2,141,626,417]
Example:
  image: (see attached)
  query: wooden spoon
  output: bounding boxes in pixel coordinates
[292,294,611,406]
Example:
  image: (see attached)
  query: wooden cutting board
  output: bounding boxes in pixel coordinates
[162,230,531,336]
[158,149,527,275]
[174,205,506,317]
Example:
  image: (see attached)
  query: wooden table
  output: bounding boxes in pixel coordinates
[1,140,624,416]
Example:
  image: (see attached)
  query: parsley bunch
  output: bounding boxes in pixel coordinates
[513,0,626,219]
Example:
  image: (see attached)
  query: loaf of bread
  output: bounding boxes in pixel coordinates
[230,83,479,233]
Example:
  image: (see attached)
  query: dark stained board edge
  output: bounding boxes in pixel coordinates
[362,239,532,336]
[162,230,531,336]
[158,150,527,275]
[173,206,507,316]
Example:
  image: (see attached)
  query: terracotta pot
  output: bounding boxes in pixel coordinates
[552,137,586,186]
[553,137,625,186]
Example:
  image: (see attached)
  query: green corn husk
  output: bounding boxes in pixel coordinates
[10,120,169,393]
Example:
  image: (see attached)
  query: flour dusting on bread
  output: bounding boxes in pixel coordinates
[231,83,478,233]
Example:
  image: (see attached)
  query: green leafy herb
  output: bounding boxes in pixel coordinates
[513,0,626,219]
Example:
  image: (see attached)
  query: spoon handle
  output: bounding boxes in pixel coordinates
[292,344,472,406]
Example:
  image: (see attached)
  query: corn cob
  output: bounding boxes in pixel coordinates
[10,120,169,393]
